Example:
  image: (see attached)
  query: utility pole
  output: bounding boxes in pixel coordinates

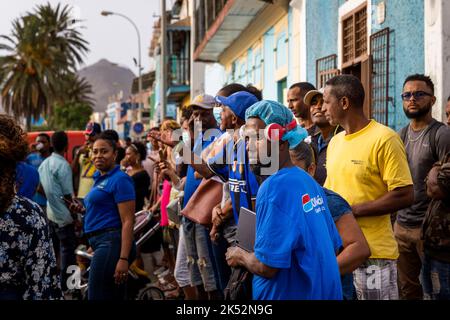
[190,0,196,98]
[101,11,142,119]
[160,0,167,120]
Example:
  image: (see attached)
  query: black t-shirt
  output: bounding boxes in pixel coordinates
[131,170,151,212]
[132,170,163,253]
[116,147,126,165]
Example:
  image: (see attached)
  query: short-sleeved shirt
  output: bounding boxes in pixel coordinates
[323,188,354,300]
[397,120,450,227]
[84,165,135,234]
[253,167,343,300]
[25,152,47,206]
[324,120,413,260]
[15,162,40,200]
[77,153,97,199]
[38,153,74,227]
[207,137,259,223]
[0,196,62,300]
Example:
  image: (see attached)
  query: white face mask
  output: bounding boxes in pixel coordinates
[182,131,190,144]
[35,142,44,151]
[213,107,222,124]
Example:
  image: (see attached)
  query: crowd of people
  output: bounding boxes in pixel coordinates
[1,73,450,301]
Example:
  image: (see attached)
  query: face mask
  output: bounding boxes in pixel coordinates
[182,131,191,145]
[146,142,152,151]
[213,107,222,125]
[36,142,44,151]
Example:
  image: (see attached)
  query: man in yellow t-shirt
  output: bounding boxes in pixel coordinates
[72,122,102,200]
[322,75,414,300]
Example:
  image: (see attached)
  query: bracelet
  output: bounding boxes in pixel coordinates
[119,257,128,262]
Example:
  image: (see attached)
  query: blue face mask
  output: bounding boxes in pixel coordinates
[146,142,152,151]
[213,107,222,125]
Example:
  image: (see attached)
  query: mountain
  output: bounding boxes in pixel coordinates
[77,59,136,113]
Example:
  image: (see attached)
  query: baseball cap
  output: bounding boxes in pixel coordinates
[84,122,102,136]
[215,91,258,120]
[303,89,324,106]
[188,94,215,109]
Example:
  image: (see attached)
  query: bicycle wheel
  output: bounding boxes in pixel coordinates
[136,285,165,300]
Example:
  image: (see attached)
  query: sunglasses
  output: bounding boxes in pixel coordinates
[401,91,432,101]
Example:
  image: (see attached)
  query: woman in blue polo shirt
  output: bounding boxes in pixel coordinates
[83,133,136,300]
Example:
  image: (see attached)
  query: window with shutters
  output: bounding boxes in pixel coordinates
[316,54,340,89]
[253,42,263,89]
[274,16,288,81]
[247,49,254,85]
[239,60,247,84]
[342,5,367,68]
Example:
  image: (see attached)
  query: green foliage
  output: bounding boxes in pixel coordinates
[0,2,90,130]
[30,124,51,132]
[48,102,93,131]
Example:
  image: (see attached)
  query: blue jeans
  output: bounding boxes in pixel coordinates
[183,217,218,292]
[49,222,77,292]
[87,229,136,300]
[422,254,450,300]
[211,231,231,292]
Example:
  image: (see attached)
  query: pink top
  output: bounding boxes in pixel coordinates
[160,179,172,227]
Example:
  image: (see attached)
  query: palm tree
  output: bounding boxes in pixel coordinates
[33,3,88,72]
[0,3,89,130]
[0,16,56,129]
[58,72,95,108]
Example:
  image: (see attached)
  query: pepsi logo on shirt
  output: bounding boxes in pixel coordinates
[302,193,325,213]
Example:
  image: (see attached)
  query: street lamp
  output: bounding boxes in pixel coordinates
[101,10,143,107]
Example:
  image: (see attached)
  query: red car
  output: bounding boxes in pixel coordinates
[27,131,86,164]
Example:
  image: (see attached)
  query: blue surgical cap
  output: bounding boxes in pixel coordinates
[245,100,307,149]
[245,100,293,126]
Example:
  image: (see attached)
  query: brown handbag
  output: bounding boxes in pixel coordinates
[181,177,223,226]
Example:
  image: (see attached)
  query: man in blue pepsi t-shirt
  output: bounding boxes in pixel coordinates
[252,167,342,299]
[226,100,342,300]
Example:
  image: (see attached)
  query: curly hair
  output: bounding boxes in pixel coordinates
[161,119,181,131]
[0,115,29,213]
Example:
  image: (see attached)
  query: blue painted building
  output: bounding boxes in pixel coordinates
[304,0,425,130]
[193,0,450,129]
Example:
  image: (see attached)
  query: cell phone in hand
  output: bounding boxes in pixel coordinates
[60,196,73,206]
[159,149,167,161]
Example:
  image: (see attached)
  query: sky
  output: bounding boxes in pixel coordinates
[0,0,175,75]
